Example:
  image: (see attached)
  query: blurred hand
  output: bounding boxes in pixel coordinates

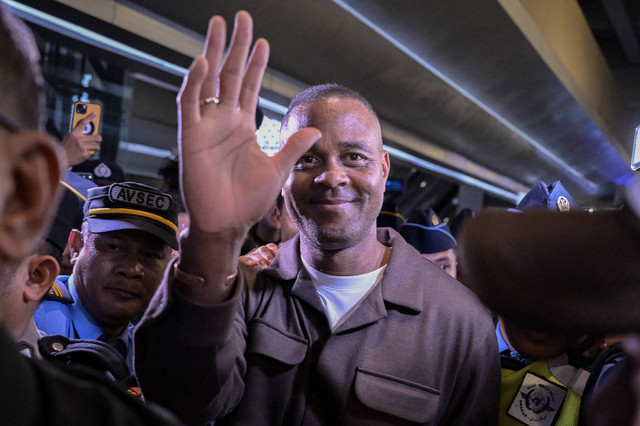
[239,243,279,269]
[62,112,102,167]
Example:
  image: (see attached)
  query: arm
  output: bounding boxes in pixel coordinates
[136,11,319,424]
[61,113,102,167]
[442,309,501,425]
[175,11,319,303]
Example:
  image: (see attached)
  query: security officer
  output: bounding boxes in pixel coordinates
[400,208,458,278]
[495,180,598,426]
[34,181,179,370]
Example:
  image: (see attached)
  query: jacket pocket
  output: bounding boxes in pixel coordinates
[246,319,308,365]
[354,367,441,423]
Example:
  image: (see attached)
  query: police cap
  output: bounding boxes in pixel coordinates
[84,182,179,249]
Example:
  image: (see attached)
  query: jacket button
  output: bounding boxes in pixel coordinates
[51,342,65,352]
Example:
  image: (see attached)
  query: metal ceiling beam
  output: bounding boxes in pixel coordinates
[34,0,528,201]
[499,0,631,164]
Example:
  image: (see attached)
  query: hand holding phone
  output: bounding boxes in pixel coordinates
[63,102,103,167]
[71,101,102,136]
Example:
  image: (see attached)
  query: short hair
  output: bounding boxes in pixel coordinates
[281,83,377,130]
[0,5,45,130]
[0,237,57,288]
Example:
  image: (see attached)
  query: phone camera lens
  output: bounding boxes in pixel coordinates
[76,103,88,114]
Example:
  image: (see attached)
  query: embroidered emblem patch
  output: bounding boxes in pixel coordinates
[108,183,170,211]
[556,196,570,212]
[93,162,112,178]
[507,372,567,426]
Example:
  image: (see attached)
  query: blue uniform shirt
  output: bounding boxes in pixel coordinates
[496,321,534,367]
[34,275,134,369]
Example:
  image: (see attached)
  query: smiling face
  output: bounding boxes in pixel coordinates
[282,97,389,251]
[73,228,171,335]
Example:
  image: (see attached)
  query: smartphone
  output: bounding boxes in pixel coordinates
[71,101,102,136]
[632,125,640,171]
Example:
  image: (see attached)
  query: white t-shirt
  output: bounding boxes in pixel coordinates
[301,256,386,331]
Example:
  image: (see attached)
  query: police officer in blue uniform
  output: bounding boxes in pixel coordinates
[400,208,459,278]
[34,181,179,370]
[494,180,612,426]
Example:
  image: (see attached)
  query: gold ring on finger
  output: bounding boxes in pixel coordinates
[199,96,220,106]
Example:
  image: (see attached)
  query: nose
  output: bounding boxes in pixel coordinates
[314,160,349,188]
[116,259,144,280]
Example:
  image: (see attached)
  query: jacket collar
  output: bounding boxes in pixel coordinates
[263,228,425,315]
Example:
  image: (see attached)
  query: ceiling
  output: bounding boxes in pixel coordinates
[25,0,640,207]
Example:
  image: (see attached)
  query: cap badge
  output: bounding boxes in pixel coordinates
[108,184,170,211]
[556,196,570,212]
[94,163,112,178]
[431,214,440,226]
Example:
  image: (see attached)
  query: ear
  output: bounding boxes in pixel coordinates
[0,131,62,260]
[68,229,84,265]
[381,150,390,183]
[23,254,60,303]
[271,205,282,230]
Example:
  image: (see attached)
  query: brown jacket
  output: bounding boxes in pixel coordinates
[135,228,500,425]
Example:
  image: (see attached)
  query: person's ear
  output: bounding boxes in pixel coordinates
[23,254,60,303]
[68,229,84,265]
[271,205,282,230]
[0,131,62,260]
[381,150,390,183]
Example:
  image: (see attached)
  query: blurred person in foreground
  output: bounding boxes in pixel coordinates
[134,10,500,426]
[0,4,181,424]
[460,177,640,426]
[493,180,611,425]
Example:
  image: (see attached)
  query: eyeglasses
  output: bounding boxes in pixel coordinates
[0,110,21,133]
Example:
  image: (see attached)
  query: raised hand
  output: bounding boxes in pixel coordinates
[62,112,102,167]
[178,11,320,236]
[175,12,320,302]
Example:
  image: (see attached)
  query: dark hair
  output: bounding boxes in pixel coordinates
[276,193,284,210]
[282,83,377,129]
[0,5,44,130]
[38,239,63,266]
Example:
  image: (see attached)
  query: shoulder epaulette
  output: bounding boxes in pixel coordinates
[44,280,74,304]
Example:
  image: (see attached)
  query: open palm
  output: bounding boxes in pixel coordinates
[178,12,320,235]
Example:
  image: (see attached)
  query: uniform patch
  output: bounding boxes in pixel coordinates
[44,281,74,304]
[556,196,570,212]
[507,372,567,426]
[109,183,170,212]
[93,162,112,178]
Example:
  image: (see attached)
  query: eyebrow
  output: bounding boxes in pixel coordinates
[432,255,452,263]
[307,140,377,154]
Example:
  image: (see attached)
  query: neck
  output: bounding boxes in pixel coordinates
[254,223,279,244]
[300,229,390,276]
[100,324,127,338]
